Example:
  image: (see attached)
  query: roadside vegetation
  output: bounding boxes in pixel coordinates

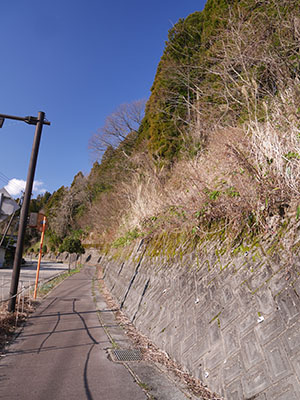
[0,297,35,353]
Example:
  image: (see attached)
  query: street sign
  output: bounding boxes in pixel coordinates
[28,212,38,227]
[0,188,20,222]
[28,212,48,232]
[37,213,48,232]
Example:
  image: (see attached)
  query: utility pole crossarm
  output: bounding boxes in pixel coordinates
[0,113,51,126]
[6,111,50,312]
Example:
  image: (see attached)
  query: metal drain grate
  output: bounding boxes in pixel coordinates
[109,349,142,362]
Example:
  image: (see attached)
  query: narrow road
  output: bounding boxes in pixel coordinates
[0,265,146,400]
[0,260,69,301]
[0,265,190,400]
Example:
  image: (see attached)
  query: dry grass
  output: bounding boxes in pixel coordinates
[85,91,300,247]
[80,189,127,243]
[249,87,300,195]
[0,298,36,353]
[108,107,299,245]
[115,128,268,241]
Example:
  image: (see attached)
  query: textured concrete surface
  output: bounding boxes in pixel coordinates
[87,234,300,399]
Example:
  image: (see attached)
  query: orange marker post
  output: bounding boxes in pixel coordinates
[33,216,47,299]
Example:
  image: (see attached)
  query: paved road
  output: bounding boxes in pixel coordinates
[0,265,190,400]
[0,260,69,301]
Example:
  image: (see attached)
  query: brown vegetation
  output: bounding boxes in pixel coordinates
[43,0,300,253]
[0,298,35,353]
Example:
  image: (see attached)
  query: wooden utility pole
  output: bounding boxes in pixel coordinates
[5,111,51,312]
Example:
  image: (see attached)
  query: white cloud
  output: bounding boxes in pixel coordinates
[33,180,46,195]
[5,179,26,196]
[4,178,47,197]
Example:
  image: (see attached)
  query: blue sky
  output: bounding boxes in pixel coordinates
[0,0,206,197]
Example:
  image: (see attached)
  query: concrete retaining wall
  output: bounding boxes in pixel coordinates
[91,235,300,400]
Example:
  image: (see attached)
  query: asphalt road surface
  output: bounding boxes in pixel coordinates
[0,265,190,400]
[0,260,69,301]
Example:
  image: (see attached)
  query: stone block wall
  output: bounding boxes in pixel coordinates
[91,237,300,399]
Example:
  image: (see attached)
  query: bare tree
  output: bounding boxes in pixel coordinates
[89,99,146,160]
[47,173,89,238]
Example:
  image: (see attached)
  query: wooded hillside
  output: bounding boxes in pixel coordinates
[35,0,300,254]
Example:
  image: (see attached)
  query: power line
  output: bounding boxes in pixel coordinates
[0,171,10,184]
[0,171,26,195]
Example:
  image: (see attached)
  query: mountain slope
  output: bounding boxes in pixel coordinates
[42,0,300,253]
